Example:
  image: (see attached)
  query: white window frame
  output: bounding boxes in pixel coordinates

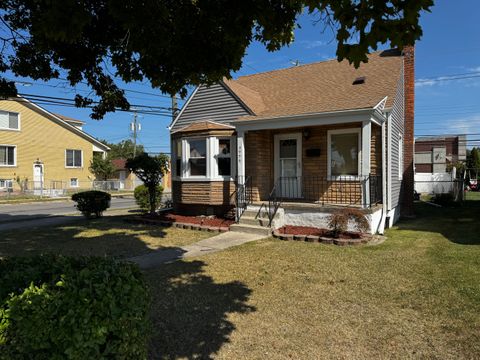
[186,137,209,178]
[0,144,17,167]
[0,110,20,131]
[65,149,83,168]
[327,128,362,179]
[0,179,13,189]
[398,133,403,180]
[70,178,79,187]
[215,137,234,179]
[173,136,236,181]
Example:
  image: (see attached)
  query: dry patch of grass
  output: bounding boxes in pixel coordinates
[146,202,480,359]
[0,216,212,258]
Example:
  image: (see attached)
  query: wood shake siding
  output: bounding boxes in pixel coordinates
[171,84,250,132]
[0,100,102,189]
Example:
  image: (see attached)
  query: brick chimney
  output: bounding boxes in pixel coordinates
[401,45,415,217]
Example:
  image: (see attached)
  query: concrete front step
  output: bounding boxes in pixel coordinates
[238,215,270,227]
[230,223,272,236]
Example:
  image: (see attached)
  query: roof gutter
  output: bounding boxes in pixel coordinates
[234,107,385,132]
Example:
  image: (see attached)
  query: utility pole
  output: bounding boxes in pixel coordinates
[131,110,141,157]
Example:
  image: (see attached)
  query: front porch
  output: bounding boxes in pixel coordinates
[237,120,383,209]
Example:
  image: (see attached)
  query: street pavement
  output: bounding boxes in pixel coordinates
[0,197,137,230]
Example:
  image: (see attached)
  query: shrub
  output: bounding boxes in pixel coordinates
[327,208,370,238]
[134,184,163,212]
[432,192,459,207]
[0,255,150,359]
[72,190,111,218]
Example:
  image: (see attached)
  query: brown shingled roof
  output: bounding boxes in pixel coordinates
[172,120,235,133]
[54,113,85,124]
[223,49,403,120]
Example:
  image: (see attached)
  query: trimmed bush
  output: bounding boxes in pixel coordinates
[0,256,149,359]
[72,190,111,218]
[134,184,163,212]
[327,208,370,238]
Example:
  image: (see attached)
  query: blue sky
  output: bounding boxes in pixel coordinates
[9,0,480,152]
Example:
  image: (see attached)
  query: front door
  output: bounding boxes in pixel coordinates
[274,133,302,198]
[33,163,44,189]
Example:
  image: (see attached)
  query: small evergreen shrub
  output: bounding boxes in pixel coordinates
[0,256,150,359]
[72,190,111,218]
[327,208,370,238]
[134,184,163,212]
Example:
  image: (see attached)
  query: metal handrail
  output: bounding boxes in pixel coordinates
[267,179,281,227]
[234,176,252,222]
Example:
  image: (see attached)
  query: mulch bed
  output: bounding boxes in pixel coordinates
[273,225,370,246]
[127,212,234,233]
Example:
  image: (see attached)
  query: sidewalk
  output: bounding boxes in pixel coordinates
[128,231,265,269]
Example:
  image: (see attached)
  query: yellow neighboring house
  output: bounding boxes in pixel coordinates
[0,97,109,193]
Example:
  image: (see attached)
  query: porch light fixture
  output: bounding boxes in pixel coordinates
[303,128,311,140]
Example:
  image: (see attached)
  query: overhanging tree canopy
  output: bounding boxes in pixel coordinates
[0,0,433,119]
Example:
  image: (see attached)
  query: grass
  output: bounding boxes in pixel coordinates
[0,215,212,258]
[146,201,480,359]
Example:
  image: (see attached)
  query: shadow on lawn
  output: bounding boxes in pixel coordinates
[0,215,169,258]
[395,200,480,245]
[146,260,255,360]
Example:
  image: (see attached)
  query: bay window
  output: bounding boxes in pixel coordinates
[174,136,235,180]
[328,129,360,177]
[187,139,207,176]
[217,138,232,176]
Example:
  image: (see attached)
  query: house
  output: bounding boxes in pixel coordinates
[414,134,466,194]
[168,47,415,234]
[0,97,110,194]
[110,158,172,191]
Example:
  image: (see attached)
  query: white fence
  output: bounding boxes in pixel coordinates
[415,173,457,194]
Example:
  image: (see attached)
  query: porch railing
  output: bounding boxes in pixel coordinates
[266,174,382,211]
[234,176,253,222]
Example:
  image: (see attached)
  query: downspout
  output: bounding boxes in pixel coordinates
[378,113,389,234]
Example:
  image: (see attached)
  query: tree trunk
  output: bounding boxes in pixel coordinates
[149,185,156,216]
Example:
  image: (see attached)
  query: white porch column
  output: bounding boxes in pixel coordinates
[361,120,372,207]
[237,130,245,184]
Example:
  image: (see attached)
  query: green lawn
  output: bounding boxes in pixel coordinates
[0,216,212,258]
[146,201,480,359]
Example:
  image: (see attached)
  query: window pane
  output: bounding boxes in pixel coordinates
[66,150,74,166]
[175,140,182,177]
[0,112,8,128]
[280,139,297,158]
[330,133,358,176]
[74,150,82,167]
[189,158,206,176]
[219,139,231,156]
[218,158,231,176]
[189,139,206,158]
[7,147,14,165]
[9,113,19,129]
[0,146,6,165]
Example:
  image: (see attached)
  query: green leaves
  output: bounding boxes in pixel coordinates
[71,190,111,218]
[0,255,150,359]
[0,0,433,118]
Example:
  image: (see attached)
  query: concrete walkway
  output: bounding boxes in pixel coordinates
[129,231,265,269]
